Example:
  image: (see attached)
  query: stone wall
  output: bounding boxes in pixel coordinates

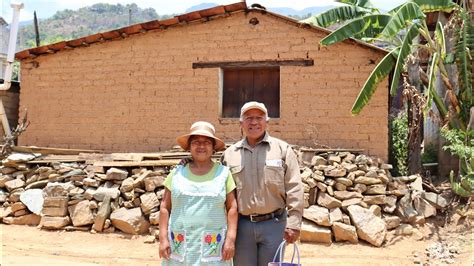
[0,148,449,247]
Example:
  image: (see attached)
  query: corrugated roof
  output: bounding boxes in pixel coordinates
[15,2,387,60]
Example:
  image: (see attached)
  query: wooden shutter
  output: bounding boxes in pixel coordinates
[222,68,279,118]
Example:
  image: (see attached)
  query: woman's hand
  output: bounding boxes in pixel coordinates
[221,239,235,261]
[159,238,171,260]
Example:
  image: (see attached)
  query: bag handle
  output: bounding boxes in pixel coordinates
[271,240,301,264]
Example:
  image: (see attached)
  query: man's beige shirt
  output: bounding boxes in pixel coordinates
[221,132,303,230]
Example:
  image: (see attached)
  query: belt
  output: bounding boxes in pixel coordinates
[240,209,285,223]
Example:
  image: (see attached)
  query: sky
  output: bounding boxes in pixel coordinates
[1,0,406,22]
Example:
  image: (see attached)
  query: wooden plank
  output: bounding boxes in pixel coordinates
[193,59,314,69]
[28,159,86,164]
[93,160,181,167]
[299,148,365,153]
[110,153,144,161]
[12,146,103,155]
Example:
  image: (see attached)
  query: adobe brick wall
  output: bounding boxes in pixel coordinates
[0,84,20,137]
[18,12,389,160]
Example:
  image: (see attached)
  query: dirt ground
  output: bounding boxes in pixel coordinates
[1,221,472,266]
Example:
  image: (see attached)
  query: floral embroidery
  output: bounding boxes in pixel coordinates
[171,231,185,252]
[203,232,222,257]
[169,230,186,262]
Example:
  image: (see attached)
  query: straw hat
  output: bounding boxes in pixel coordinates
[176,121,225,151]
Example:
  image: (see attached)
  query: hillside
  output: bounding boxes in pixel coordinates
[17,2,333,51]
[18,3,172,50]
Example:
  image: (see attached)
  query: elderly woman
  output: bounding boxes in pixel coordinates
[159,121,238,265]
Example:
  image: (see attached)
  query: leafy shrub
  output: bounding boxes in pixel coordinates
[390,110,408,176]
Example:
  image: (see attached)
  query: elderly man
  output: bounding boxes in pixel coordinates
[221,101,303,266]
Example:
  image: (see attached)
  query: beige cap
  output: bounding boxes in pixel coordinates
[176,121,225,151]
[240,101,269,121]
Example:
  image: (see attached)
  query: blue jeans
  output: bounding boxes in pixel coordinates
[233,212,286,266]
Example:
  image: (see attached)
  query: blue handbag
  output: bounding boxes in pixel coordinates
[268,240,301,266]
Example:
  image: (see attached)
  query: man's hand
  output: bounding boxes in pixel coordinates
[283,228,300,243]
[159,239,171,260]
[222,239,235,260]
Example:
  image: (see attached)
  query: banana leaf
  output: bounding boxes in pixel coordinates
[435,21,446,60]
[426,52,439,112]
[455,10,473,106]
[337,0,357,5]
[380,2,425,39]
[356,0,373,8]
[351,48,399,115]
[302,5,369,28]
[412,0,456,13]
[320,14,391,46]
[390,23,420,96]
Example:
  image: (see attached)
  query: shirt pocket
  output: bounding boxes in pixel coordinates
[229,165,244,190]
[264,165,285,196]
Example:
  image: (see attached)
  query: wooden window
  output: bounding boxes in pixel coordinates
[222,67,280,118]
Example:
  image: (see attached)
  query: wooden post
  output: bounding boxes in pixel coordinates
[33,11,40,47]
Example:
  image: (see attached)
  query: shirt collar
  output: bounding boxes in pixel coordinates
[236,132,271,150]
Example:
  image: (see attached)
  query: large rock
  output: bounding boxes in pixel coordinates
[333,191,362,201]
[0,175,14,187]
[105,168,128,181]
[347,205,386,247]
[3,213,41,225]
[5,179,25,192]
[40,216,71,229]
[383,195,397,213]
[120,177,134,193]
[300,220,332,244]
[420,192,448,209]
[396,194,418,222]
[317,192,342,209]
[303,205,331,226]
[25,180,49,190]
[110,207,150,234]
[20,189,44,215]
[144,176,165,192]
[149,211,160,225]
[42,197,68,217]
[384,216,401,230]
[413,196,437,218]
[140,192,159,215]
[363,195,386,205]
[43,182,72,197]
[365,184,386,195]
[93,187,120,201]
[324,166,346,177]
[329,208,343,224]
[354,176,382,185]
[332,222,358,244]
[92,195,111,232]
[68,200,94,226]
[311,156,326,166]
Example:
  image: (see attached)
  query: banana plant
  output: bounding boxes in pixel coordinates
[302,0,464,123]
[304,0,473,195]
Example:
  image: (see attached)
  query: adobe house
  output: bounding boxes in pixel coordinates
[15,2,390,160]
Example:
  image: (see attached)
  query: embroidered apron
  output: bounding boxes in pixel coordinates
[164,164,231,266]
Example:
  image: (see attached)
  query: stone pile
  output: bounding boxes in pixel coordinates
[296,150,449,247]
[0,149,449,247]
[0,153,166,241]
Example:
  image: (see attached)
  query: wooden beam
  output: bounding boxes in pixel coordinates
[12,146,102,155]
[93,160,181,167]
[192,59,314,69]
